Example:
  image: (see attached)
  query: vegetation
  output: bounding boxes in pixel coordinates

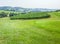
[0,10,60,44]
[0,11,20,17]
[10,12,50,19]
[55,10,60,12]
[0,11,51,19]
[0,12,8,18]
[9,12,18,17]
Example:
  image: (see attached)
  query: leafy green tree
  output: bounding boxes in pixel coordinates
[0,12,7,18]
[55,10,60,12]
[9,13,18,17]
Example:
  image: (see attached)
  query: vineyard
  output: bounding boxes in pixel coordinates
[10,12,50,19]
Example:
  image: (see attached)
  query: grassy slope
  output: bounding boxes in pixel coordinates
[0,12,60,44]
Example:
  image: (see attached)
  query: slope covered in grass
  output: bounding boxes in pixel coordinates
[48,12,60,19]
[0,11,60,44]
[0,18,60,44]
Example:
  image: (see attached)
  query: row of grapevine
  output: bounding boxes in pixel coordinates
[10,12,50,19]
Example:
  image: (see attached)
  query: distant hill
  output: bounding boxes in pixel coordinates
[0,6,56,12]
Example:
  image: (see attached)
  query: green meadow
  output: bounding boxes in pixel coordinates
[0,11,60,44]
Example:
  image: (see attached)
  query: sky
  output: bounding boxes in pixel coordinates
[0,0,60,9]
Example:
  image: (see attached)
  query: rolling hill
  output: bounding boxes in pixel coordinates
[0,6,56,12]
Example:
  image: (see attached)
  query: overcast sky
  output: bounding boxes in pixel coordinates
[0,0,60,9]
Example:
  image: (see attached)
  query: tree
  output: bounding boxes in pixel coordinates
[0,12,7,18]
[9,13,18,17]
[55,10,60,12]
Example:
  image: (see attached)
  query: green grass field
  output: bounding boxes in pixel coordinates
[0,12,60,44]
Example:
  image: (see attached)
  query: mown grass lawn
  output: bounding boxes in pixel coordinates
[0,17,60,44]
[0,12,60,44]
